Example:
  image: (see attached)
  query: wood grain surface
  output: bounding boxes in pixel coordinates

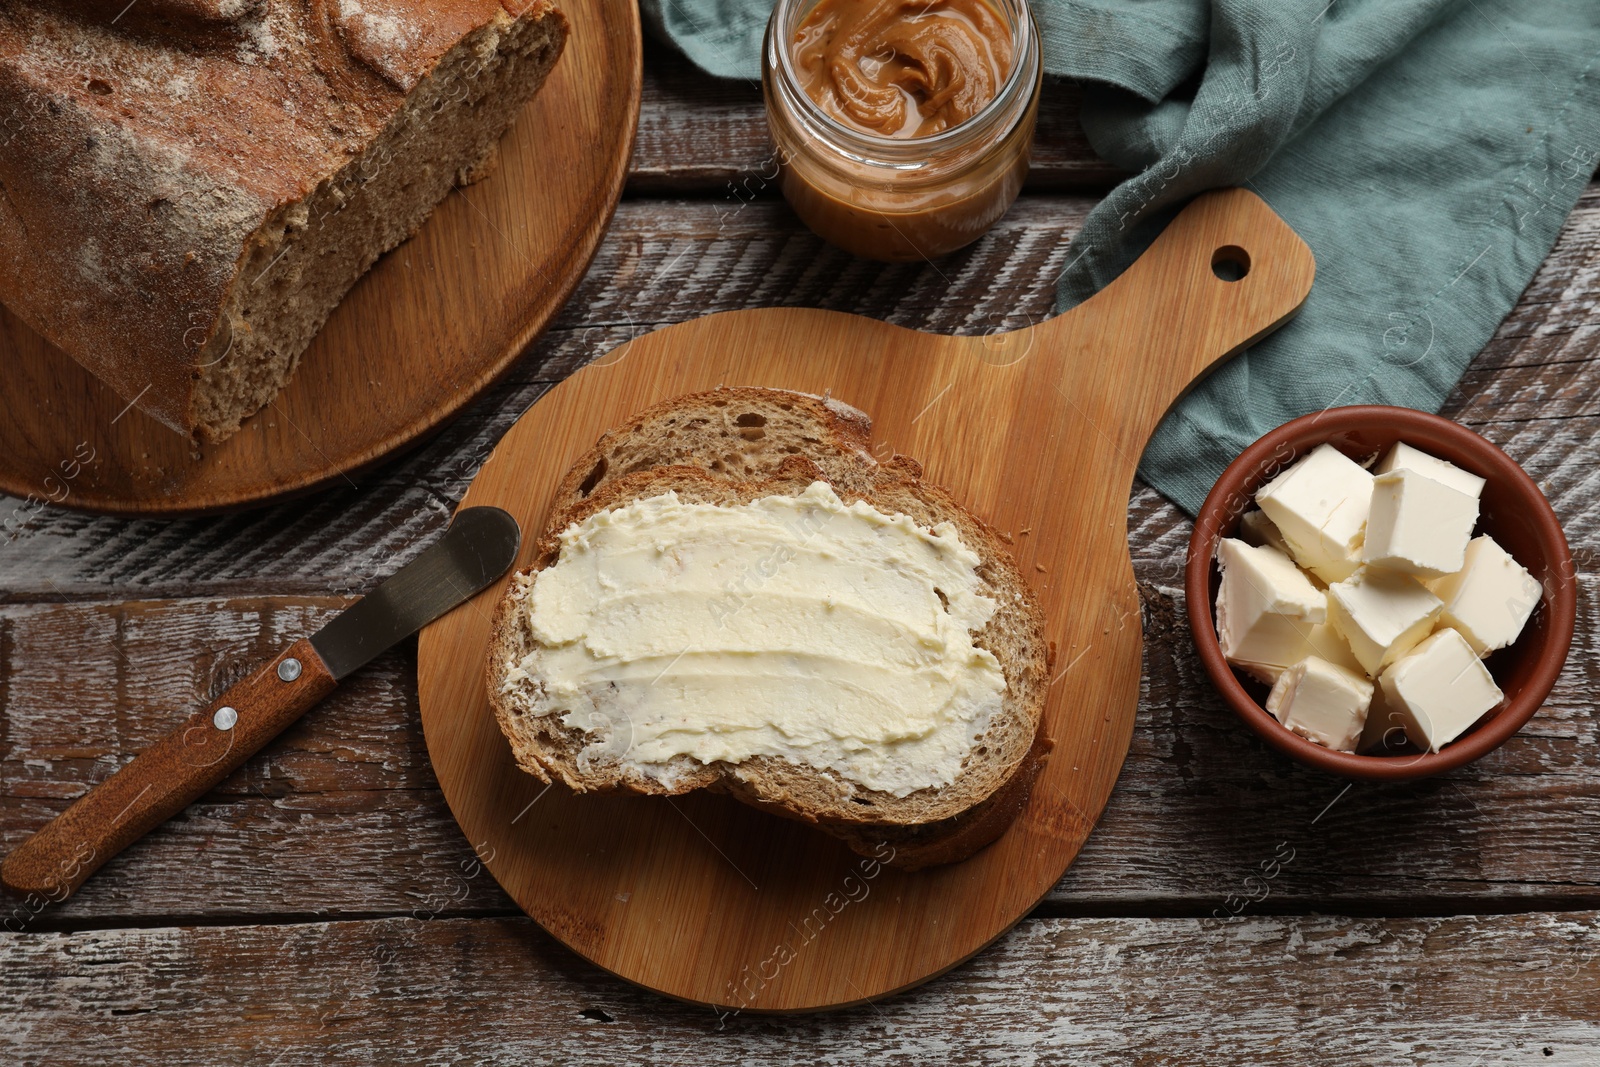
[2,49,1598,1059]
[0,0,641,516]
[2,913,1597,1065]
[414,190,1314,1011]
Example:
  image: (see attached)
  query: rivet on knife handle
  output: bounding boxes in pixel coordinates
[0,639,337,900]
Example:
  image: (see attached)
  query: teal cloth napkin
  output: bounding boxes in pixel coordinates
[642,0,1600,514]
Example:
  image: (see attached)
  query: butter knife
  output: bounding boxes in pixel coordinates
[0,506,520,901]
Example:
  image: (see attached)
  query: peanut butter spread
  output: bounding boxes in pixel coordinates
[792,0,1013,138]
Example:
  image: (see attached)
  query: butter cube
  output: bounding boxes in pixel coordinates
[1238,508,1292,558]
[1327,565,1442,677]
[1378,628,1505,752]
[1234,622,1364,685]
[1266,656,1374,752]
[1363,468,1479,578]
[1375,442,1485,499]
[1255,443,1374,583]
[1214,539,1326,676]
[1429,535,1543,655]
[1306,621,1367,677]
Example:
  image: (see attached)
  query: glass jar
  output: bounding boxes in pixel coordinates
[761,0,1041,262]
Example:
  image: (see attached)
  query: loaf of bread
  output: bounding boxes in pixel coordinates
[487,389,1053,869]
[0,0,567,440]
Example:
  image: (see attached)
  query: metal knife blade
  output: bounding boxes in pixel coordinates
[311,506,522,679]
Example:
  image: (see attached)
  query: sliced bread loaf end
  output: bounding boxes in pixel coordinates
[0,1,567,440]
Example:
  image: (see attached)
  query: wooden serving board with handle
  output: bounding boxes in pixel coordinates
[416,189,1316,1012]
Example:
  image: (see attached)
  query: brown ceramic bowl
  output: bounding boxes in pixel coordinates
[1187,406,1575,780]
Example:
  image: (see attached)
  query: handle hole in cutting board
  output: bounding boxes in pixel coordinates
[1212,245,1251,282]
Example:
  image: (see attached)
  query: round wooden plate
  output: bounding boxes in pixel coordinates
[0,0,641,517]
[417,191,1316,1012]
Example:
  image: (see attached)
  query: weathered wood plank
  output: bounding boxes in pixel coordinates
[2,191,1597,602]
[1,589,1594,927]
[630,40,1124,195]
[2,912,1597,1065]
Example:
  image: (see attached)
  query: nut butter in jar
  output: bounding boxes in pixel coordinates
[762,0,1041,261]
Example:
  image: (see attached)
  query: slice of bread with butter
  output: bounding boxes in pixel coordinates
[485,389,1052,869]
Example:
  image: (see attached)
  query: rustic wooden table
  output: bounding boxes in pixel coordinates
[3,44,1598,1065]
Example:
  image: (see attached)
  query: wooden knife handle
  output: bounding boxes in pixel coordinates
[0,637,337,902]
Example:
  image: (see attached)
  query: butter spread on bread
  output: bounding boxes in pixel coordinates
[486,388,1054,870]
[505,481,1008,797]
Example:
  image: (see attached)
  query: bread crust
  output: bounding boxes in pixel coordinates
[549,387,879,513]
[0,0,565,438]
[485,388,1053,868]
